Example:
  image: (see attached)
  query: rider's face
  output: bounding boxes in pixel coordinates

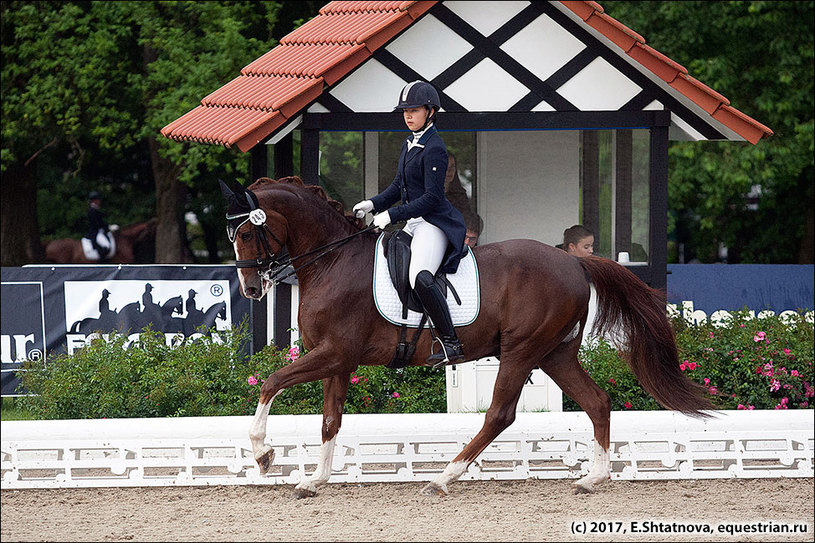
[403,106,429,132]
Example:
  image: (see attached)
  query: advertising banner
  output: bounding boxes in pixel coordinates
[1,265,254,396]
[666,264,814,323]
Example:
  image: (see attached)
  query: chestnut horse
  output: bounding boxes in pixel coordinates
[44,219,157,264]
[223,176,713,498]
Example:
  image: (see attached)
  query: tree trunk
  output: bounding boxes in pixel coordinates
[148,136,189,263]
[1,162,43,266]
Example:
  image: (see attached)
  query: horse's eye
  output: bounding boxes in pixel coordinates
[239,231,252,242]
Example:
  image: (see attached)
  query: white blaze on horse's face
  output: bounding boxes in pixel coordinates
[232,227,272,300]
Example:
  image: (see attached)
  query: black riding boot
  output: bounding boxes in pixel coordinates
[414,270,464,367]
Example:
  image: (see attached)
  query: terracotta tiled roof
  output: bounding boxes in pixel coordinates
[161,1,435,152]
[161,0,772,151]
[559,1,772,143]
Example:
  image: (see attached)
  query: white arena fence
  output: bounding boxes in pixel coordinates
[1,410,812,489]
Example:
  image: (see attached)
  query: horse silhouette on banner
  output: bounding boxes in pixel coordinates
[70,287,226,337]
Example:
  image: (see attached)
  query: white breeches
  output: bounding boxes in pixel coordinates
[403,217,448,288]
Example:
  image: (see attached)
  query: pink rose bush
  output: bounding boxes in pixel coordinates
[566,309,813,413]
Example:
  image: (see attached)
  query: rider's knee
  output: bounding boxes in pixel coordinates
[414,270,435,290]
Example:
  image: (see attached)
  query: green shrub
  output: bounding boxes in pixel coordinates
[17,320,446,419]
[16,309,812,419]
[563,309,814,412]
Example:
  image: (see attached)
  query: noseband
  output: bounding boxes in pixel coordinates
[227,193,375,286]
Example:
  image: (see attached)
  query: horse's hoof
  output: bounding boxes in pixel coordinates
[572,483,595,494]
[255,445,275,475]
[420,482,448,497]
[292,486,317,499]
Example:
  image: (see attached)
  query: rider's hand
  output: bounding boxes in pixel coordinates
[372,211,391,229]
[352,200,374,218]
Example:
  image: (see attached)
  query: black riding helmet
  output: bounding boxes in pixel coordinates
[393,80,441,111]
[394,81,441,132]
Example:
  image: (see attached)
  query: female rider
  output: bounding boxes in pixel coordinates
[353,81,467,365]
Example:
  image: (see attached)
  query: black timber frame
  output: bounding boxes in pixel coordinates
[257,109,670,350]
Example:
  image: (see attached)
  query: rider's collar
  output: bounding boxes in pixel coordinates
[411,123,434,141]
[407,123,434,151]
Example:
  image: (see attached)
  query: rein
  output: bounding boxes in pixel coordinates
[264,225,377,285]
[233,212,376,285]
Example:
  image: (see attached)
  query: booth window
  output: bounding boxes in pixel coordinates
[317,131,364,210]
[580,129,650,263]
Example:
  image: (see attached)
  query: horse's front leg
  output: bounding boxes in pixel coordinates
[293,373,350,499]
[248,345,348,475]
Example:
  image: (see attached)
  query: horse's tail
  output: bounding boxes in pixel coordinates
[579,256,714,418]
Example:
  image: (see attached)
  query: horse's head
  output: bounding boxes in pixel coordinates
[220,178,289,300]
[164,295,183,314]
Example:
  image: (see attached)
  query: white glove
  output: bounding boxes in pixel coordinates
[352,200,374,218]
[372,211,391,229]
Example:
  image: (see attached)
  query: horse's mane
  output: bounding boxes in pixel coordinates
[248,176,366,230]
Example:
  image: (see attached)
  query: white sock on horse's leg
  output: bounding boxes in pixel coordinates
[295,435,337,494]
[573,438,610,493]
[423,459,468,496]
[249,393,277,462]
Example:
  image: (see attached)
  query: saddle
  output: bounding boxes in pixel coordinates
[383,230,461,317]
[81,232,117,261]
[382,230,462,369]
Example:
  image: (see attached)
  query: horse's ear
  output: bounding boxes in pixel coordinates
[219,178,236,200]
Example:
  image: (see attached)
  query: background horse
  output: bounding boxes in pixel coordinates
[224,176,713,499]
[44,219,157,264]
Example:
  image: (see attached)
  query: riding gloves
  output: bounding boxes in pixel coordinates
[373,211,392,229]
[352,200,374,218]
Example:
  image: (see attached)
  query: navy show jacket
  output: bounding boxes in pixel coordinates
[371,126,466,274]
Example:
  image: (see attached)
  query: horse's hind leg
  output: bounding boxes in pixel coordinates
[421,361,530,497]
[293,373,350,499]
[541,339,611,494]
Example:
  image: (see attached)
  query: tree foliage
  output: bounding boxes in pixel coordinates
[603,1,814,263]
[2,1,811,264]
[1,1,321,265]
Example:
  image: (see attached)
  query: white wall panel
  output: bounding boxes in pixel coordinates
[478,130,579,247]
[501,13,586,82]
[385,15,472,81]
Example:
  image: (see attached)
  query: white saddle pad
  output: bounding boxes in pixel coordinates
[81,233,116,261]
[373,232,480,327]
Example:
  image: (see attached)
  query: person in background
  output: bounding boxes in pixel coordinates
[444,152,483,248]
[352,80,466,366]
[87,191,111,260]
[558,224,594,257]
[463,210,483,248]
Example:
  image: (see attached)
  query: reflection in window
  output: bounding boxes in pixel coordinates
[580,129,650,263]
[318,131,363,210]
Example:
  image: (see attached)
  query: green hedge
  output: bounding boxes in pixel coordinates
[17,320,447,419]
[15,310,813,420]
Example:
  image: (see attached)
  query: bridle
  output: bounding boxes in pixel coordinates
[227,192,375,286]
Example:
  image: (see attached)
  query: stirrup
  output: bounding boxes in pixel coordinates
[427,338,464,369]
